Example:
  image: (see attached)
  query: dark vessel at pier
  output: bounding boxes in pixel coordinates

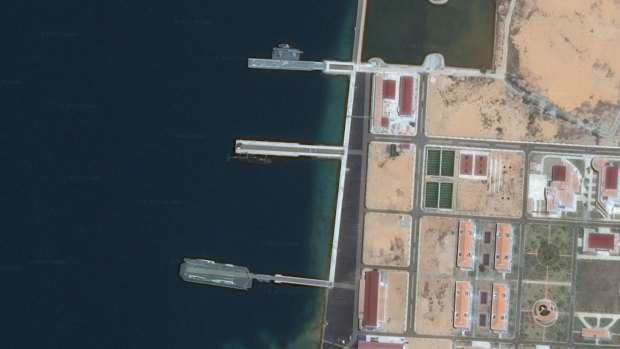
[227,154,272,165]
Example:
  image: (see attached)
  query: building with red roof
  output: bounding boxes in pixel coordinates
[491,283,510,332]
[595,163,620,218]
[494,223,513,273]
[457,220,475,270]
[454,281,472,329]
[552,165,567,182]
[583,229,619,255]
[581,328,612,340]
[398,76,413,116]
[545,162,581,216]
[383,80,396,100]
[605,166,618,190]
[362,270,379,329]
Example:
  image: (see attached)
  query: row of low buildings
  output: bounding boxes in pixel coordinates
[453,281,510,332]
[454,221,513,332]
[457,221,513,273]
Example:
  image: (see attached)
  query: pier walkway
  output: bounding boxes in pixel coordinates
[180,259,332,290]
[248,58,325,71]
[248,58,353,76]
[235,140,344,159]
[274,274,332,288]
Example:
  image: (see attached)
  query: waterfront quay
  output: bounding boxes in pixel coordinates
[241,14,370,346]
[322,72,371,348]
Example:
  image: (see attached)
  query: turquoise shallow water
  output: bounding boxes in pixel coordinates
[0,1,355,348]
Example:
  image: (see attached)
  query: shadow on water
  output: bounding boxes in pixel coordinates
[363,0,496,69]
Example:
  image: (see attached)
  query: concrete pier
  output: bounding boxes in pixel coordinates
[274,274,332,288]
[179,258,332,290]
[324,61,354,75]
[235,139,344,159]
[248,58,325,71]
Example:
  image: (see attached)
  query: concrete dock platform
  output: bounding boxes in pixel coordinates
[235,139,344,159]
[248,58,326,71]
[180,259,332,290]
[274,274,332,288]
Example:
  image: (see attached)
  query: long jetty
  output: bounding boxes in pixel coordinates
[180,258,332,290]
[235,139,344,159]
[247,58,353,76]
[248,58,326,71]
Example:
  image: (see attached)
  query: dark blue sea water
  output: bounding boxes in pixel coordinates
[0,1,355,348]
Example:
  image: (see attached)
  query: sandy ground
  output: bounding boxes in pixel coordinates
[426,75,619,146]
[366,142,415,211]
[426,75,620,147]
[383,270,409,333]
[362,212,412,267]
[407,338,452,349]
[415,277,455,336]
[455,150,524,218]
[418,216,457,276]
[509,0,620,132]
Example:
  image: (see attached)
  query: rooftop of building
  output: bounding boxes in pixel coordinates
[362,270,379,329]
[494,223,512,272]
[454,281,472,329]
[581,327,611,339]
[457,220,475,269]
[491,283,509,332]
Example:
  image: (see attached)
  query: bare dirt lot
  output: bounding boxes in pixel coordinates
[362,212,412,267]
[418,216,457,276]
[415,277,454,336]
[509,0,620,133]
[383,270,409,333]
[454,150,524,218]
[576,260,620,313]
[425,75,620,146]
[365,142,415,211]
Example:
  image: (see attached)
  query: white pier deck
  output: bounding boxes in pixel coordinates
[235,140,344,159]
[248,58,326,71]
[274,274,332,288]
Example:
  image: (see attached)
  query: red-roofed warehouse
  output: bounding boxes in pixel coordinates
[363,270,379,329]
[398,76,413,116]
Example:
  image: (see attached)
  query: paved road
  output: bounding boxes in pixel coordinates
[352,0,367,64]
[321,72,370,349]
[496,0,517,77]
